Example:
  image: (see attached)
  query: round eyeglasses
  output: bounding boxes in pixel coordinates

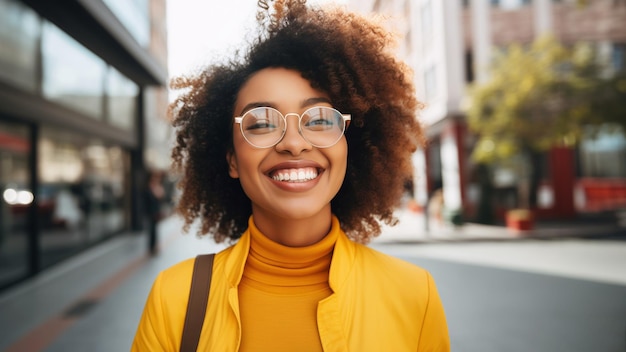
[234,106,351,148]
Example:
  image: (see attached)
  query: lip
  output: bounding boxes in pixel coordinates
[265,160,325,192]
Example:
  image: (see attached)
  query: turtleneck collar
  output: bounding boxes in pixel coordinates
[240,216,340,294]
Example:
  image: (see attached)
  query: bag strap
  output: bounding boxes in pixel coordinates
[180,253,215,352]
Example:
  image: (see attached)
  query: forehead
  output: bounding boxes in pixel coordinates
[234,68,328,113]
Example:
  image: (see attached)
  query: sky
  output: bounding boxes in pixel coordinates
[166,0,348,79]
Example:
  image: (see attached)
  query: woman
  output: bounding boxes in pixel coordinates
[132,1,449,351]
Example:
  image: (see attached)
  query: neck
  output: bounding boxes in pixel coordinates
[250,207,333,247]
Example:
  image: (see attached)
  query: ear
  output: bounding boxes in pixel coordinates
[226,150,239,179]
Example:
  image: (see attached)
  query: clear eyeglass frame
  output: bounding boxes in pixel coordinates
[234,106,351,148]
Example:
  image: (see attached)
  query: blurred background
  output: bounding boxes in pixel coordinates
[0,0,625,351]
[349,0,626,232]
[0,0,171,291]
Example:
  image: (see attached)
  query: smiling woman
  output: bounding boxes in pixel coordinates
[227,67,349,246]
[132,1,450,351]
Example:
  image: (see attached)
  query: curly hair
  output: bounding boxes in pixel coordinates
[170,0,425,244]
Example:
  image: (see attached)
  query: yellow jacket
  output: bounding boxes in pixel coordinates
[132,225,450,351]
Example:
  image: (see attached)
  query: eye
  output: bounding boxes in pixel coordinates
[307,118,334,126]
[305,119,334,132]
[303,109,338,131]
[244,118,278,134]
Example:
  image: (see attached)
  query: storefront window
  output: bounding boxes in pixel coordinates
[0,0,40,92]
[0,120,31,288]
[38,126,129,267]
[579,126,626,178]
[102,0,150,47]
[41,22,107,119]
[107,67,139,132]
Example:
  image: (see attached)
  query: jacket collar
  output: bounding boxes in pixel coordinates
[327,216,357,293]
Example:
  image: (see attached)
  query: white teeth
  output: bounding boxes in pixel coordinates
[272,167,318,182]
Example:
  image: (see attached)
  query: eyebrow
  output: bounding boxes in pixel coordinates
[238,97,332,116]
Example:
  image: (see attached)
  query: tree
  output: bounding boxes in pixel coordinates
[465,35,626,210]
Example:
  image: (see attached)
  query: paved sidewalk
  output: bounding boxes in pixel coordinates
[374,208,625,244]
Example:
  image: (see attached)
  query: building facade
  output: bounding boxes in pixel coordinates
[0,0,170,290]
[349,0,626,223]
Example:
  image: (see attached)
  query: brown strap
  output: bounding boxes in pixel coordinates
[180,253,215,352]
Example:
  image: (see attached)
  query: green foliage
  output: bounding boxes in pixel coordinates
[465,35,626,164]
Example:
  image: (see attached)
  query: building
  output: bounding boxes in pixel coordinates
[349,0,626,224]
[0,0,170,290]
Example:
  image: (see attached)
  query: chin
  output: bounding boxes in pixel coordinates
[270,201,332,221]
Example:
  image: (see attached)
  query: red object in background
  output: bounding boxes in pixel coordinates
[550,147,576,218]
[507,217,533,231]
[506,209,534,231]
[577,178,626,212]
[0,132,30,153]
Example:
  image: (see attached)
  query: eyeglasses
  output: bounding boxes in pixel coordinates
[234,106,351,148]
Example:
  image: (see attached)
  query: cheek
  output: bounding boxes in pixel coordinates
[338,138,348,162]
[230,142,265,184]
[331,140,349,180]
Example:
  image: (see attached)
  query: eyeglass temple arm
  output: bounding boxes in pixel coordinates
[343,114,351,127]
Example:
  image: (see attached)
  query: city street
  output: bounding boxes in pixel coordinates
[1,214,625,351]
[371,240,626,352]
[2,1,625,351]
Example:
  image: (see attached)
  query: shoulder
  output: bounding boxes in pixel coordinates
[142,253,224,326]
[155,245,237,298]
[333,233,432,288]
[335,242,445,327]
[354,242,428,277]
[349,243,436,299]
[148,257,196,310]
[132,257,198,350]
[158,257,196,285]
[157,247,231,290]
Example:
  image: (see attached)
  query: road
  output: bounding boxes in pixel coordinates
[371,240,626,352]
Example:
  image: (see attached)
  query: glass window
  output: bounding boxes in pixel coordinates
[41,22,107,119]
[0,120,31,288]
[495,0,532,9]
[107,67,139,132]
[38,126,129,268]
[102,0,150,47]
[612,43,626,72]
[579,126,626,178]
[0,0,40,92]
[424,65,438,102]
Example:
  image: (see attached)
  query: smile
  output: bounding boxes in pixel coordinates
[270,167,319,182]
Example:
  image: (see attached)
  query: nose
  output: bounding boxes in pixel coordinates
[274,113,312,155]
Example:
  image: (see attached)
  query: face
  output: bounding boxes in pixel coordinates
[227,67,348,226]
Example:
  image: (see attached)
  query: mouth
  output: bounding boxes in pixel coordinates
[269,167,320,183]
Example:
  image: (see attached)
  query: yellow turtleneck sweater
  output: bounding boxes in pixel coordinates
[238,220,338,352]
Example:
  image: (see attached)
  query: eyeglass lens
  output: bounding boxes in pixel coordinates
[239,107,346,148]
